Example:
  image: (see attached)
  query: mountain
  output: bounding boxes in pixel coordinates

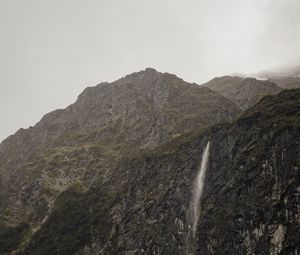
[0,68,241,254]
[203,76,283,110]
[19,88,300,255]
[0,68,240,167]
[1,69,299,255]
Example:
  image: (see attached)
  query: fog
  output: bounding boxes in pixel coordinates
[0,0,299,142]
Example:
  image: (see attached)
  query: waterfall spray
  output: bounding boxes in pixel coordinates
[186,141,210,254]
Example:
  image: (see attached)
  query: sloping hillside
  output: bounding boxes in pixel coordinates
[203,76,283,110]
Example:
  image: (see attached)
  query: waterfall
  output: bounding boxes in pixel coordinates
[186,141,211,255]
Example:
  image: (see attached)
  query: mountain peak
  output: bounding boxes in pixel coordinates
[118,68,186,87]
[0,69,240,179]
[119,67,161,83]
[144,67,158,73]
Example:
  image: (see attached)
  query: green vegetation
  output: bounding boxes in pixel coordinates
[23,185,118,255]
[239,88,300,131]
[0,223,30,255]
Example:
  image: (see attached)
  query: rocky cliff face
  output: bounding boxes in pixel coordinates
[0,70,299,255]
[195,89,300,254]
[203,76,283,110]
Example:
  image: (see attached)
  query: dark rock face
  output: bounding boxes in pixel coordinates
[203,76,283,110]
[196,90,300,254]
[200,130,300,254]
[20,89,300,255]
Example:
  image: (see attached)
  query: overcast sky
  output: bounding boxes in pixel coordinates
[0,0,300,142]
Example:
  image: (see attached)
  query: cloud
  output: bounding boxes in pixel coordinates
[256,0,300,69]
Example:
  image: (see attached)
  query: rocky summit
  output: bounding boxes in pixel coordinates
[0,69,299,255]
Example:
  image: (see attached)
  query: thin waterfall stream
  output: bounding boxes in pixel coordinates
[186,141,211,255]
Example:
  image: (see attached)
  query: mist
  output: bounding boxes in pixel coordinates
[0,0,299,142]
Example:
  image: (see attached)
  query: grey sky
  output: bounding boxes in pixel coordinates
[0,0,299,142]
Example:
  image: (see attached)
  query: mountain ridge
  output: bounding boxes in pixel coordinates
[203,76,283,110]
[0,69,299,254]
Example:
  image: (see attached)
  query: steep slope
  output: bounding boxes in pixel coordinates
[203,76,283,110]
[195,89,300,254]
[0,68,241,254]
[17,89,300,255]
